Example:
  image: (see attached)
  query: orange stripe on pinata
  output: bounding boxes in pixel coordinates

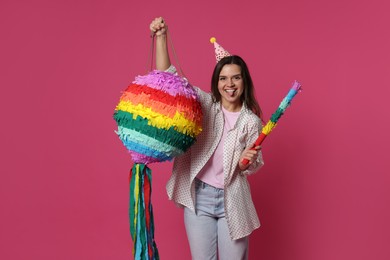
[120,90,202,125]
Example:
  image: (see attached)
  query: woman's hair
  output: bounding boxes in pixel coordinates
[211,55,263,120]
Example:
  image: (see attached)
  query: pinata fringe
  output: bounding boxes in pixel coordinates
[120,84,202,125]
[130,164,159,260]
[113,69,203,165]
[133,70,196,98]
[116,100,202,137]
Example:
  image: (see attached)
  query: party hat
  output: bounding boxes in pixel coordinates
[210,37,231,62]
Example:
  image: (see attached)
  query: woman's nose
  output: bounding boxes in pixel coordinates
[228,78,235,86]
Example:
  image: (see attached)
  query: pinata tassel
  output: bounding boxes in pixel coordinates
[129,163,160,260]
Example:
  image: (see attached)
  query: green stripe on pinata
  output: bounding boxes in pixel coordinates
[114,110,196,151]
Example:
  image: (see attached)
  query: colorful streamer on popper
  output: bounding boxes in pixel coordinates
[113,70,203,259]
[242,80,302,165]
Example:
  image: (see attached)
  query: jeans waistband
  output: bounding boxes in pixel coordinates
[195,178,224,192]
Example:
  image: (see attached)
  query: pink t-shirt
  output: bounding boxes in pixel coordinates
[197,106,240,189]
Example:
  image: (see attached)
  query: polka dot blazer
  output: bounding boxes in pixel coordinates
[165,66,264,240]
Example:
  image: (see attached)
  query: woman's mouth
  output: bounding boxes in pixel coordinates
[225,89,236,97]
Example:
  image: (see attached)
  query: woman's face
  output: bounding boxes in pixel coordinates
[218,64,244,110]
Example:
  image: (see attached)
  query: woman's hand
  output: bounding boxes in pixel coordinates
[150,17,167,36]
[238,145,261,171]
[149,17,171,70]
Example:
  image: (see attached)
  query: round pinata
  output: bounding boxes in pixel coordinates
[113,69,202,260]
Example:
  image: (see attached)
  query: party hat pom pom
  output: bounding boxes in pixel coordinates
[210,37,216,43]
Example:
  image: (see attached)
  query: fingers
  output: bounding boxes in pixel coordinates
[245,146,261,154]
[150,17,164,32]
[239,152,255,170]
[150,17,167,36]
[252,145,262,151]
[242,153,256,163]
[241,146,261,162]
[238,145,262,170]
[241,151,255,163]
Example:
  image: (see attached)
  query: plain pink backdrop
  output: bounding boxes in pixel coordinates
[1,0,389,259]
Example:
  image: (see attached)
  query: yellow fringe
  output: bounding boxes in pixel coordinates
[116,100,202,136]
[262,121,277,135]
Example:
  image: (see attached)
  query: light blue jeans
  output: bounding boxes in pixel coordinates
[184,178,248,260]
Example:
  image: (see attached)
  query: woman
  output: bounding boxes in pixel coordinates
[150,17,264,260]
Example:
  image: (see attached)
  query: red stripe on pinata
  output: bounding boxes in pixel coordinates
[121,84,202,124]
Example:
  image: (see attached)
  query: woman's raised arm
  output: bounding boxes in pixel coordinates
[149,17,171,71]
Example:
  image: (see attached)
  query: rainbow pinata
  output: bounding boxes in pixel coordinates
[113,69,202,260]
[114,70,203,164]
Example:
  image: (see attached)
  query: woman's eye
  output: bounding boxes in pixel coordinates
[219,77,226,81]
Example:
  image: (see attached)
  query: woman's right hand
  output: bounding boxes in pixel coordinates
[238,145,262,171]
[150,17,167,36]
[150,17,171,70]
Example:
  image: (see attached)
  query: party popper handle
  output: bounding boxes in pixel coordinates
[241,133,267,165]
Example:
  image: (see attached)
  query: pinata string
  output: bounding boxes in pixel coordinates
[149,30,186,78]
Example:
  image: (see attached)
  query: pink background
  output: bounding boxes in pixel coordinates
[1,0,390,259]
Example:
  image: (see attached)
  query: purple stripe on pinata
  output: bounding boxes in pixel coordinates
[133,70,198,99]
[129,150,166,165]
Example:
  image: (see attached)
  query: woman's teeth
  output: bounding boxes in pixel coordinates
[225,89,236,96]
